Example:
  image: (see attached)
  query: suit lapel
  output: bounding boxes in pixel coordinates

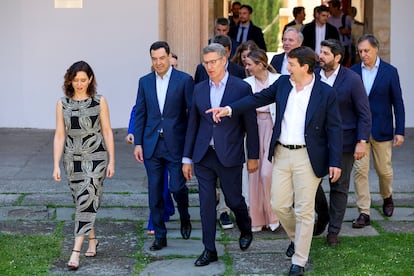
[220,76,234,107]
[278,80,291,120]
[305,81,323,128]
[333,66,346,89]
[369,59,384,95]
[161,68,177,115]
[147,73,162,116]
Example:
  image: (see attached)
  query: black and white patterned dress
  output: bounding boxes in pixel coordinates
[61,95,108,236]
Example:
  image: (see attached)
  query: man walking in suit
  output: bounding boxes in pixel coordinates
[301,5,339,56]
[208,46,343,275]
[194,34,246,230]
[270,27,303,75]
[134,41,193,251]
[314,39,371,245]
[195,34,245,84]
[229,4,267,51]
[183,43,259,267]
[283,6,306,34]
[350,34,405,227]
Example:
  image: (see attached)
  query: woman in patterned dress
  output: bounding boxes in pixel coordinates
[52,61,115,270]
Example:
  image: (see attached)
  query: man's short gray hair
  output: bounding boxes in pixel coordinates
[202,43,227,58]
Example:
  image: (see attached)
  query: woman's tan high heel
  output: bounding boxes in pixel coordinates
[67,249,80,270]
[85,237,99,257]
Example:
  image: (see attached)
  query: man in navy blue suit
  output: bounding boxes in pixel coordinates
[270,27,304,75]
[183,43,259,267]
[350,34,405,227]
[208,46,343,275]
[194,34,246,231]
[133,41,194,251]
[194,34,245,84]
[314,39,371,245]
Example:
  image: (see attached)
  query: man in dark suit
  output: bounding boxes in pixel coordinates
[301,5,339,55]
[208,46,343,276]
[283,6,306,34]
[313,39,371,245]
[196,34,245,230]
[228,4,267,51]
[183,43,259,267]
[208,17,239,58]
[270,27,304,74]
[133,41,193,251]
[195,34,245,84]
[350,34,405,227]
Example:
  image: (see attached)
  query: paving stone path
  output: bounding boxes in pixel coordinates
[1,128,413,275]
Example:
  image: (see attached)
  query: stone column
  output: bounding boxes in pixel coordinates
[364,0,390,62]
[158,0,209,75]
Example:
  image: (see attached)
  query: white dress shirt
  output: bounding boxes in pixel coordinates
[319,64,341,87]
[279,75,315,145]
[315,24,326,55]
[155,65,172,114]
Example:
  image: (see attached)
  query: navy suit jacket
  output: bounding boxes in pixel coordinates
[351,59,405,141]
[316,66,371,152]
[270,53,284,73]
[302,21,340,51]
[194,61,245,84]
[183,75,259,167]
[229,22,267,51]
[134,68,194,160]
[230,75,342,178]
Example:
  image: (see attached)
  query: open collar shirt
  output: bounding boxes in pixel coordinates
[361,56,380,96]
[279,75,315,145]
[155,65,173,114]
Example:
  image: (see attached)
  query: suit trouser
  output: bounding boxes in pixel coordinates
[354,138,393,215]
[144,138,190,239]
[328,152,354,233]
[270,145,320,267]
[194,147,251,252]
[315,152,355,234]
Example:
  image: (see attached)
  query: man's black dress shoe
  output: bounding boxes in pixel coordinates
[194,249,218,266]
[288,264,304,276]
[286,241,295,257]
[239,232,253,251]
[313,218,328,236]
[149,237,167,251]
[383,196,394,217]
[352,213,370,228]
[180,220,192,240]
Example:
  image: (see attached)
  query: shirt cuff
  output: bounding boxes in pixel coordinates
[225,106,232,117]
[182,157,193,164]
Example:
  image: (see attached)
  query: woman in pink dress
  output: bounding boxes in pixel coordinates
[243,49,281,232]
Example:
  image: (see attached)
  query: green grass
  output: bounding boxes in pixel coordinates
[1,227,413,275]
[309,233,414,275]
[0,234,61,275]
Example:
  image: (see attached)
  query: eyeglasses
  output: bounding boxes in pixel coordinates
[202,57,223,67]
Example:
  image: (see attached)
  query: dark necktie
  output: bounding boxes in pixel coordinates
[238,27,245,43]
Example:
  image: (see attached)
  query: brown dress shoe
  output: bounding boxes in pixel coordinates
[327,232,339,246]
[352,213,370,228]
[383,196,394,217]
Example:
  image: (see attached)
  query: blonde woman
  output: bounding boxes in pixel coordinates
[244,49,280,232]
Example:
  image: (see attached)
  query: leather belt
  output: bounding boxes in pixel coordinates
[277,142,306,150]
